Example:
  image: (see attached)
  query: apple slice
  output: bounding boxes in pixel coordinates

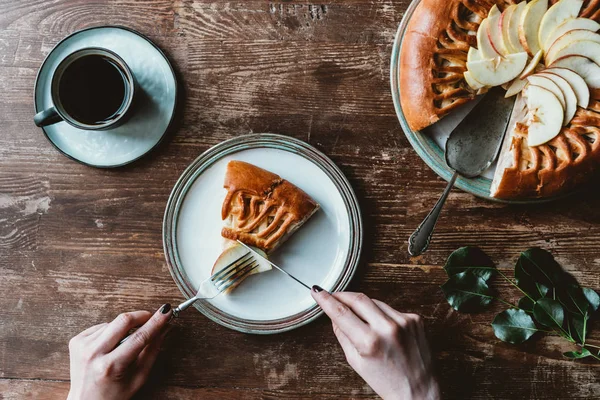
[545,30,600,64]
[464,71,486,90]
[548,40,600,67]
[210,243,271,293]
[551,55,600,88]
[488,5,508,56]
[504,50,544,97]
[527,74,567,108]
[525,85,565,146]
[477,18,499,59]
[467,52,528,86]
[537,72,578,125]
[545,66,590,107]
[509,2,528,53]
[505,78,528,98]
[538,0,584,52]
[467,47,483,63]
[519,0,548,56]
[543,18,600,53]
[501,5,518,53]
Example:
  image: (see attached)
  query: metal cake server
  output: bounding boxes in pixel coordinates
[408,87,516,256]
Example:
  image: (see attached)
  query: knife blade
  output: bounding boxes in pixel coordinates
[236,240,312,290]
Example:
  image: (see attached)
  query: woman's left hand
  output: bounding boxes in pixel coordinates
[67,304,172,400]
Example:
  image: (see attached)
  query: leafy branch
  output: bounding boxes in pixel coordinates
[440,247,600,361]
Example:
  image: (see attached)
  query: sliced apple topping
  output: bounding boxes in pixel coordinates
[538,0,584,52]
[548,40,600,67]
[525,85,565,147]
[519,0,549,57]
[488,5,508,56]
[545,30,600,64]
[504,50,544,98]
[509,2,528,54]
[527,74,566,108]
[550,55,600,89]
[464,71,486,90]
[466,0,597,137]
[467,47,483,63]
[543,18,600,53]
[501,5,518,54]
[537,72,578,125]
[467,52,528,87]
[477,18,499,59]
[545,67,590,108]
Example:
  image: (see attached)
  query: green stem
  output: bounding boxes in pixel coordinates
[579,345,600,361]
[584,344,600,350]
[496,297,519,309]
[495,269,535,301]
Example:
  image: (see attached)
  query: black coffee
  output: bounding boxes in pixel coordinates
[58,54,127,125]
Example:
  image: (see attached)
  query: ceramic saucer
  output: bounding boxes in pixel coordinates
[34,26,177,168]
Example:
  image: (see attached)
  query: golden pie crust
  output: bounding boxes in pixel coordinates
[399,0,600,199]
[221,161,319,252]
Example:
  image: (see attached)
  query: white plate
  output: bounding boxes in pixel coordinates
[163,134,362,333]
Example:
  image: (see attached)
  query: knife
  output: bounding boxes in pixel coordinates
[236,240,312,290]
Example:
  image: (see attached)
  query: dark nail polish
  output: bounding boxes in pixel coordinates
[160,303,171,314]
[312,285,324,293]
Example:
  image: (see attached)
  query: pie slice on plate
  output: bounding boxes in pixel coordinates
[211,160,320,289]
[221,160,320,251]
[399,0,600,199]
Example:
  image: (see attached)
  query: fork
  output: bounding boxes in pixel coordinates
[119,252,259,345]
[171,251,260,317]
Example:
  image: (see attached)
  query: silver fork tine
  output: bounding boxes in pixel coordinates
[170,252,259,319]
[212,255,255,284]
[217,262,259,292]
[210,252,253,282]
[214,259,258,289]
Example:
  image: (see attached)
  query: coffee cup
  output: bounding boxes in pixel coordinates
[34,47,137,130]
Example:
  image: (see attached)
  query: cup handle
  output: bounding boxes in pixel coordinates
[34,107,63,127]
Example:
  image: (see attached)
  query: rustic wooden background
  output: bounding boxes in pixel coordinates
[1,0,599,399]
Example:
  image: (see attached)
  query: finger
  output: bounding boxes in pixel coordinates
[373,299,427,348]
[97,311,153,353]
[332,322,355,355]
[79,322,108,337]
[311,287,370,348]
[333,292,392,328]
[108,304,172,368]
[84,323,108,341]
[131,326,171,391]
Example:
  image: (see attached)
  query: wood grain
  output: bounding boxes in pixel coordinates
[1,0,599,399]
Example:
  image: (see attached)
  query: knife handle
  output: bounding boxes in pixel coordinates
[408,172,458,256]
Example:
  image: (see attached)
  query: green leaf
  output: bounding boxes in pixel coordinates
[570,313,588,344]
[518,296,535,312]
[443,247,496,282]
[563,348,592,359]
[583,288,600,312]
[440,272,494,313]
[515,261,549,300]
[557,283,589,316]
[533,298,565,329]
[492,309,538,344]
[516,248,563,289]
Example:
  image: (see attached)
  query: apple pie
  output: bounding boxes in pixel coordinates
[399,0,600,199]
[220,160,320,252]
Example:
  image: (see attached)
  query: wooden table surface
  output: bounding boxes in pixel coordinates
[1,1,599,399]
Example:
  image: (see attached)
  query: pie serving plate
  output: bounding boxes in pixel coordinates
[390,0,562,204]
[163,134,363,334]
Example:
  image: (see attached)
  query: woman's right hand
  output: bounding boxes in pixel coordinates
[311,288,440,400]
